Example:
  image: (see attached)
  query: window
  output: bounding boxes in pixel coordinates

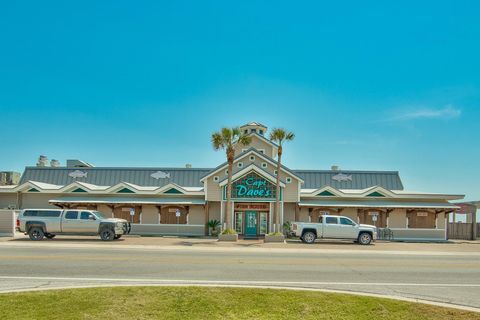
[258,149,265,154]
[244,130,248,134]
[235,212,243,234]
[260,212,268,234]
[325,217,338,224]
[80,211,94,220]
[23,210,61,217]
[340,217,355,226]
[225,169,229,175]
[261,162,268,169]
[259,129,264,135]
[213,176,219,182]
[249,155,255,161]
[274,170,278,175]
[251,129,257,133]
[286,177,292,183]
[241,149,248,153]
[64,211,79,220]
[237,162,243,168]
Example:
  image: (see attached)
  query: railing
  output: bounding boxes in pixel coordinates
[130,224,205,236]
[378,228,446,241]
[377,228,394,240]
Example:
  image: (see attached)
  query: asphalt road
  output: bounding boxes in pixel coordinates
[0,242,479,310]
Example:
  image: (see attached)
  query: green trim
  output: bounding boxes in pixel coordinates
[164,188,183,194]
[317,190,335,197]
[27,188,40,192]
[366,191,386,197]
[72,188,87,193]
[117,188,135,194]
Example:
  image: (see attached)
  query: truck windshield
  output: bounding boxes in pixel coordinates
[93,211,108,219]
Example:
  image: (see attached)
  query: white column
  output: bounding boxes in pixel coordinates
[220,200,225,230]
[280,201,284,227]
[269,202,273,232]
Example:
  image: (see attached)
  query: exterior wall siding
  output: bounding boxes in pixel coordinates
[141,205,159,224]
[234,136,274,158]
[388,209,407,228]
[0,194,17,209]
[188,205,205,225]
[21,193,58,209]
[208,201,221,221]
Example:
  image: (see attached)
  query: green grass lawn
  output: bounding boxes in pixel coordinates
[0,286,478,320]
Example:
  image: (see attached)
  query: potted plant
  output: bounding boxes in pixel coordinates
[264,232,285,243]
[207,219,221,236]
[218,228,238,242]
[283,221,293,239]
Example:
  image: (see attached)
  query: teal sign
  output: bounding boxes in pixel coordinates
[229,172,277,200]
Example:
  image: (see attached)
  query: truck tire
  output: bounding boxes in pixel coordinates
[302,231,317,244]
[358,232,372,245]
[45,234,56,239]
[28,227,45,241]
[100,228,115,241]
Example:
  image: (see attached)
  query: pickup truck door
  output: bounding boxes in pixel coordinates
[61,211,81,232]
[322,216,343,238]
[78,211,100,233]
[338,217,360,239]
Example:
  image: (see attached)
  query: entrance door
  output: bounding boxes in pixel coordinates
[245,211,257,237]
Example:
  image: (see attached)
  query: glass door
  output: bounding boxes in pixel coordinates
[245,211,257,237]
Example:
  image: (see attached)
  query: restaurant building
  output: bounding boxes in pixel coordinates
[0,122,464,241]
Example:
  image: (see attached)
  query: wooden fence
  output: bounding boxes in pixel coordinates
[447,223,479,240]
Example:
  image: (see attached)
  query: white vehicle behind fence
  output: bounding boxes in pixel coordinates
[17,209,131,241]
[291,215,377,245]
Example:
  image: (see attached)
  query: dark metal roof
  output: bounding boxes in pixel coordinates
[294,170,404,190]
[20,167,211,188]
[20,166,404,190]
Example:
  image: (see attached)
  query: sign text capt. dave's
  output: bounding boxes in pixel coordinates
[230,173,276,199]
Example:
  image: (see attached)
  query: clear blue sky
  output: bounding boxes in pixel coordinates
[0,1,479,201]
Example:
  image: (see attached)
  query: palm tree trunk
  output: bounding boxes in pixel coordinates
[225,155,234,230]
[275,151,282,233]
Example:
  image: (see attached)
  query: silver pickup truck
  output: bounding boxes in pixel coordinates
[291,215,377,245]
[17,209,131,241]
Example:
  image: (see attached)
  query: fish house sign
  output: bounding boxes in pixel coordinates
[228,172,277,200]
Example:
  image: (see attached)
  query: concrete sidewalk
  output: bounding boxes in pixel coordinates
[2,233,479,253]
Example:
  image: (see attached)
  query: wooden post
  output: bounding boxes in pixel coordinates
[294,203,299,222]
[204,202,210,236]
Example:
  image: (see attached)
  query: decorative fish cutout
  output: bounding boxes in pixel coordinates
[151,171,171,179]
[332,173,352,182]
[68,170,88,179]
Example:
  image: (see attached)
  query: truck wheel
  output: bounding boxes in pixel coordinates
[100,229,115,241]
[302,231,317,244]
[358,232,372,245]
[45,234,56,239]
[28,227,45,241]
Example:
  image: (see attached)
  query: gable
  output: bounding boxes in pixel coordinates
[116,187,135,194]
[164,188,184,195]
[366,191,386,197]
[234,134,276,158]
[317,190,335,197]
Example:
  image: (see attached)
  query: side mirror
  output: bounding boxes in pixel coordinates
[89,215,96,220]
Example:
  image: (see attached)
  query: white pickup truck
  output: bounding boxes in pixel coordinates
[17,209,131,241]
[291,215,377,245]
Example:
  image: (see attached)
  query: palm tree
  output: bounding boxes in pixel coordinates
[269,128,295,233]
[212,127,252,232]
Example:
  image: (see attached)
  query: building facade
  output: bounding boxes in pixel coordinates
[0,122,464,241]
